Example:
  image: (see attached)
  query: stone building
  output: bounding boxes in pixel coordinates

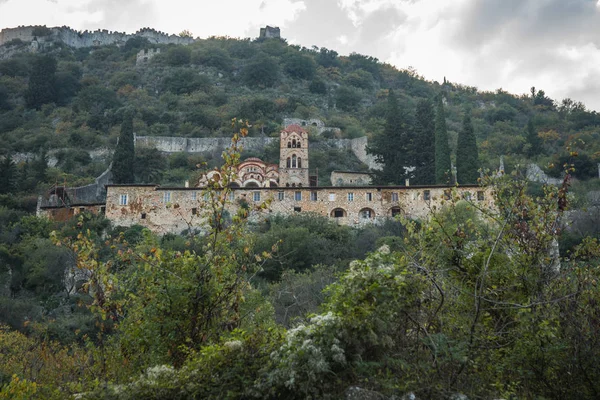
[279,125,309,187]
[101,125,494,234]
[104,184,493,234]
[39,125,495,233]
[136,48,160,65]
[198,158,279,188]
[259,26,281,39]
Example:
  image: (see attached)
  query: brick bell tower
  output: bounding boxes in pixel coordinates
[279,125,309,187]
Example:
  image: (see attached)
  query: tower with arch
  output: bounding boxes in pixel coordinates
[279,124,309,187]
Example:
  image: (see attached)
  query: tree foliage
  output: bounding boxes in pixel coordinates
[112,111,135,184]
[25,55,56,110]
[369,90,412,184]
[434,96,452,184]
[456,110,479,184]
[241,54,279,87]
[412,99,436,185]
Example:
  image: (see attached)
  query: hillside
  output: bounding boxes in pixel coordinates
[1,25,600,196]
[3,26,600,400]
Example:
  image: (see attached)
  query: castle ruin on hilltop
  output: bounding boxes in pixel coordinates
[0,25,194,49]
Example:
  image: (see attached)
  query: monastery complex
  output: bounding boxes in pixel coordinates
[44,124,492,234]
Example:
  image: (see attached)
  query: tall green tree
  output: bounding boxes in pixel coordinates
[456,110,479,184]
[0,154,17,194]
[434,96,451,184]
[112,111,135,184]
[525,118,541,158]
[368,90,412,185]
[412,99,436,185]
[25,55,57,110]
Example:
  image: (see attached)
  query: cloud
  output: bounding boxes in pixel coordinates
[283,0,356,49]
[66,0,159,32]
[442,0,600,107]
[3,0,600,110]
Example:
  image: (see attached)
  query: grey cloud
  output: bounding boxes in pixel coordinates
[356,7,406,43]
[440,0,600,108]
[68,0,158,32]
[283,0,407,62]
[563,70,600,108]
[283,0,356,49]
[455,0,600,49]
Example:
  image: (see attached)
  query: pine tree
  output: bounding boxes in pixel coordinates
[434,96,451,184]
[525,119,541,158]
[412,99,436,185]
[456,110,479,184]
[368,90,412,185]
[112,111,135,184]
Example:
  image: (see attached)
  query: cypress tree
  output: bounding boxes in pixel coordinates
[413,99,436,185]
[368,90,412,185]
[456,110,479,184]
[525,119,541,158]
[112,111,135,184]
[434,96,451,184]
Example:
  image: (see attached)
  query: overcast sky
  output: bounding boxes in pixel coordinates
[2,0,600,110]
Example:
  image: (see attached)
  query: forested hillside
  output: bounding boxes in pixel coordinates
[2,30,600,196]
[2,29,600,400]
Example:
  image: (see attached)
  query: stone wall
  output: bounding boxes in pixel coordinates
[105,184,494,234]
[135,135,277,153]
[259,26,281,39]
[136,48,161,65]
[135,135,380,170]
[330,171,373,186]
[0,26,194,48]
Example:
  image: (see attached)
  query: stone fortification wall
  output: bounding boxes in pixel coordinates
[135,135,277,153]
[105,184,494,234]
[0,26,194,48]
[135,135,379,170]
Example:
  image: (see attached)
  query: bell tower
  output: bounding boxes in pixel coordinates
[279,125,309,187]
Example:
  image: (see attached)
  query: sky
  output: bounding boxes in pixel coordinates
[2,0,600,111]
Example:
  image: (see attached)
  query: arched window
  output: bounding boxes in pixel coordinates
[298,157,302,168]
[292,154,297,168]
[330,208,346,218]
[390,206,402,217]
[292,139,297,148]
[287,141,292,148]
[359,208,375,219]
[286,157,291,168]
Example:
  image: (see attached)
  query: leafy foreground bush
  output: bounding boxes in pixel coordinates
[80,175,600,400]
[2,149,600,399]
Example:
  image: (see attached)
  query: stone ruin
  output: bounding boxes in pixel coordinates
[259,26,281,39]
[136,48,161,66]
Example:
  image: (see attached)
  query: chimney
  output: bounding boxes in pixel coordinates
[185,180,189,188]
[405,178,410,186]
